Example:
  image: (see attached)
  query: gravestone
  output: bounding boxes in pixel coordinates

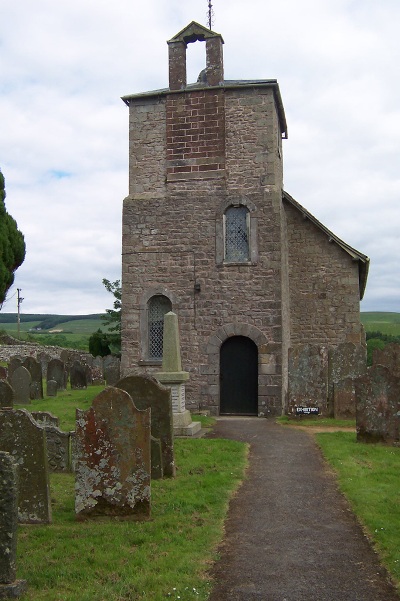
[151,436,163,479]
[75,387,151,520]
[70,361,87,389]
[0,366,7,380]
[329,343,367,418]
[47,358,67,391]
[372,343,400,378]
[10,366,31,405]
[287,344,329,415]
[355,365,400,445]
[23,356,43,400]
[92,356,104,384]
[44,426,72,473]
[333,377,357,420]
[0,380,14,408]
[37,351,51,379]
[31,412,59,427]
[116,375,175,478]
[0,409,52,523]
[46,379,58,397]
[7,357,22,383]
[103,356,120,386]
[0,452,27,598]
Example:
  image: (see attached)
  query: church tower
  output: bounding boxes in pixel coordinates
[121,21,289,416]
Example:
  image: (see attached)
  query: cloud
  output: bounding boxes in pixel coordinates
[1,0,399,315]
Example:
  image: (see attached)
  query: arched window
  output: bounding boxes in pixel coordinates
[147,295,172,360]
[224,205,250,262]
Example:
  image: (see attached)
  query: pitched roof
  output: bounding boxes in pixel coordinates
[282,190,369,299]
[167,21,224,44]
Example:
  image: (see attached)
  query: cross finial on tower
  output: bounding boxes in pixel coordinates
[207,0,214,30]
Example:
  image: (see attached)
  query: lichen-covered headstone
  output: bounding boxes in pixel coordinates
[70,361,87,390]
[47,358,67,391]
[10,366,31,405]
[333,377,356,420]
[116,375,175,478]
[22,357,43,400]
[0,452,27,597]
[0,409,51,523]
[355,365,400,445]
[287,344,329,414]
[0,380,14,408]
[31,412,59,427]
[37,351,51,379]
[328,343,366,417]
[44,426,72,473]
[75,387,151,520]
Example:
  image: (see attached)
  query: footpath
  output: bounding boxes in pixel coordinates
[206,417,399,601]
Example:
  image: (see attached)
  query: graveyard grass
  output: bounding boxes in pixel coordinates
[316,432,400,591]
[16,389,245,601]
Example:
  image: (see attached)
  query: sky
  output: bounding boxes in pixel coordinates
[1,0,399,315]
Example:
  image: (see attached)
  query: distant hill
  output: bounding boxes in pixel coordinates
[0,314,108,352]
[360,312,400,337]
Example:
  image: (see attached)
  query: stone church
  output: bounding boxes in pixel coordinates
[120,21,369,417]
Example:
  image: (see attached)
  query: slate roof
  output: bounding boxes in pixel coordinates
[282,190,369,299]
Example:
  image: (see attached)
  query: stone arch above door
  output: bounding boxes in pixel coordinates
[202,323,279,416]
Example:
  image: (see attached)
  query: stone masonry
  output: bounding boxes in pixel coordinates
[120,21,369,417]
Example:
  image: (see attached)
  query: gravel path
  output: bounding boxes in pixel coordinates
[206,417,399,601]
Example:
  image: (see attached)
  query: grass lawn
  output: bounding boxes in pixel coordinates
[316,431,400,591]
[16,388,245,601]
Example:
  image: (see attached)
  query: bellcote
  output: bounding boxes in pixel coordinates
[167,21,224,90]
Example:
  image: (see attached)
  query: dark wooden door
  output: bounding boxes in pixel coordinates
[220,336,258,415]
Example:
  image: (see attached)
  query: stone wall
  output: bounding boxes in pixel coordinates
[285,201,363,346]
[121,84,286,416]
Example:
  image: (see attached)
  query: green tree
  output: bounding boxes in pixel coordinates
[89,279,121,356]
[88,328,111,357]
[0,170,26,306]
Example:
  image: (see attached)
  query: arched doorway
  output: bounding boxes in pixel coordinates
[220,336,258,415]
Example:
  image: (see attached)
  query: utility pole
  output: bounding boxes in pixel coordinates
[17,288,24,340]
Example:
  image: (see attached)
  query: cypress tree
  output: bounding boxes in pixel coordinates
[0,170,26,305]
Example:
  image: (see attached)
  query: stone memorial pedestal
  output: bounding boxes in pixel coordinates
[156,312,201,437]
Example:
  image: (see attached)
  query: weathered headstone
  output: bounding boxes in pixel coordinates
[333,377,357,420]
[31,412,59,427]
[287,344,329,415]
[0,366,7,380]
[103,356,121,386]
[0,452,27,598]
[10,366,31,405]
[75,387,151,520]
[151,436,163,479]
[23,356,43,400]
[46,379,58,397]
[372,342,400,378]
[329,343,367,418]
[7,357,22,383]
[44,426,72,473]
[0,409,52,523]
[47,358,67,391]
[116,375,175,478]
[355,365,400,445]
[70,361,87,389]
[0,380,14,408]
[37,351,51,379]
